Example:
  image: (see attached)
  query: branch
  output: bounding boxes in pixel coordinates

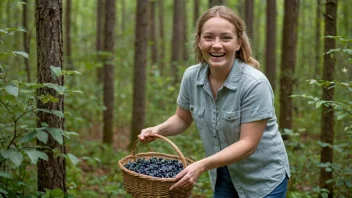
[0,99,15,121]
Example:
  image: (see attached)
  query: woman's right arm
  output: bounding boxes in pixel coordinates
[138,106,193,143]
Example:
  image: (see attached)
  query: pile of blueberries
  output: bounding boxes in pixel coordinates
[124,157,184,178]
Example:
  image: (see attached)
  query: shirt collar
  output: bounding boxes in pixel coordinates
[196,59,243,90]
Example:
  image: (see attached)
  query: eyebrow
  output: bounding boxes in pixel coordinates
[202,32,235,36]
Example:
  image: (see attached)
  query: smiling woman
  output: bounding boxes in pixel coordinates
[197,17,241,72]
[138,5,290,198]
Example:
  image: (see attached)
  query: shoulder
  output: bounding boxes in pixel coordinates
[182,63,205,80]
[184,63,203,75]
[238,62,273,95]
[240,64,268,83]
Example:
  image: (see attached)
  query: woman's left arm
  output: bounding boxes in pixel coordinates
[170,119,267,191]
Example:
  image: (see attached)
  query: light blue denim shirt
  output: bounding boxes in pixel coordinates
[177,59,290,198]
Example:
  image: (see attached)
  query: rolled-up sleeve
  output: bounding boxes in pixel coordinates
[240,80,274,123]
[177,69,191,110]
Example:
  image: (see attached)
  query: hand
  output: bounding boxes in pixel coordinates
[169,161,205,191]
[138,127,159,144]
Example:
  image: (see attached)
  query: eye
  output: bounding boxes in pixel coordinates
[203,35,213,40]
[223,36,232,40]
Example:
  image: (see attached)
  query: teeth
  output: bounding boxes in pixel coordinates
[210,53,225,57]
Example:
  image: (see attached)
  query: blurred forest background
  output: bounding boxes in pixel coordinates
[0,0,351,197]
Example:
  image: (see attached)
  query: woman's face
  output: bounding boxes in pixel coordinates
[198,16,241,69]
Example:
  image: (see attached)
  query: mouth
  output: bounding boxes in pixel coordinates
[210,52,226,58]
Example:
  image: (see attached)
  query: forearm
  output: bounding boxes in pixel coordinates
[155,114,191,136]
[200,140,256,172]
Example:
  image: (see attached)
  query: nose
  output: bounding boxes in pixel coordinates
[212,38,222,49]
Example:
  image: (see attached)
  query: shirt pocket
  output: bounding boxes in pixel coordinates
[190,105,206,129]
[218,110,241,144]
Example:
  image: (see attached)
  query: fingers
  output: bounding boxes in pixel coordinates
[169,169,196,191]
[138,128,157,143]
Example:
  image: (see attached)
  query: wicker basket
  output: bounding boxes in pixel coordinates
[118,134,194,198]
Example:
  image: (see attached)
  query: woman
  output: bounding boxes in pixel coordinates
[138,5,290,198]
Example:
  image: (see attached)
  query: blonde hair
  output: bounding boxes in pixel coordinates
[194,5,260,69]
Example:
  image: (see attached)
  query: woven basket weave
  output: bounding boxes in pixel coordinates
[118,134,194,198]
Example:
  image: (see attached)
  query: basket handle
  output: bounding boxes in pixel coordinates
[131,133,188,168]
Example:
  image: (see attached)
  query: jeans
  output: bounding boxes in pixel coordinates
[213,167,288,198]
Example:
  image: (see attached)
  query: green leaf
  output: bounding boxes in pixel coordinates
[37,130,48,144]
[66,89,84,94]
[13,51,28,58]
[5,84,19,97]
[18,130,37,144]
[325,48,341,54]
[61,70,81,76]
[43,83,66,94]
[317,141,331,148]
[336,112,348,120]
[316,101,325,109]
[50,66,62,77]
[342,48,352,55]
[38,94,59,103]
[37,109,63,118]
[0,187,7,194]
[1,149,23,167]
[67,153,79,166]
[51,110,64,118]
[47,128,63,145]
[50,188,64,197]
[0,171,13,179]
[24,150,48,164]
[309,79,317,84]
[346,180,352,188]
[41,122,49,127]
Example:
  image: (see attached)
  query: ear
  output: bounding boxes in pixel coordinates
[196,35,201,48]
[236,38,242,51]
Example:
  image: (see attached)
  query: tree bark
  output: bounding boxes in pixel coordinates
[183,0,188,62]
[315,0,322,78]
[23,0,30,82]
[279,0,300,140]
[158,0,165,76]
[149,0,158,65]
[64,0,73,70]
[209,0,225,8]
[36,0,66,192]
[102,0,116,144]
[171,0,183,84]
[130,0,149,147]
[265,0,276,91]
[194,0,200,25]
[319,1,337,197]
[96,0,105,82]
[245,0,254,40]
[121,0,126,34]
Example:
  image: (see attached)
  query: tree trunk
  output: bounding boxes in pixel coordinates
[149,0,158,65]
[96,0,105,83]
[319,1,337,197]
[171,0,183,84]
[130,0,149,147]
[64,0,73,71]
[23,0,30,82]
[265,0,276,92]
[209,0,225,8]
[245,0,254,40]
[35,0,66,192]
[314,0,322,78]
[183,0,188,62]
[121,0,126,34]
[194,0,200,25]
[102,0,116,144]
[158,0,165,75]
[279,0,300,140]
